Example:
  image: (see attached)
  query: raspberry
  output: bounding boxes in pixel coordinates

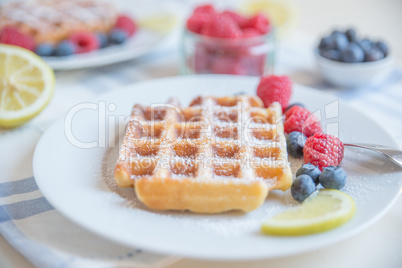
[284,105,322,137]
[70,32,99,53]
[211,56,245,75]
[201,13,242,39]
[256,75,292,111]
[303,133,344,171]
[242,28,261,38]
[242,13,270,34]
[187,5,216,34]
[222,10,247,26]
[187,13,211,34]
[115,15,137,37]
[0,26,35,51]
[194,4,215,15]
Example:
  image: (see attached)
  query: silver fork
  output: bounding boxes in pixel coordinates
[344,143,402,168]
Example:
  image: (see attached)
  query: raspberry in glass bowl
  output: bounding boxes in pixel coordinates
[181,5,275,76]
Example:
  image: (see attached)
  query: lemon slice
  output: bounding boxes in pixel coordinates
[0,44,55,128]
[240,0,298,38]
[262,190,356,236]
[139,13,178,33]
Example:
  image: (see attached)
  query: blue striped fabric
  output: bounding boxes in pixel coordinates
[0,197,53,223]
[0,177,38,198]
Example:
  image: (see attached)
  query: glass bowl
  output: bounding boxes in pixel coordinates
[180,28,276,76]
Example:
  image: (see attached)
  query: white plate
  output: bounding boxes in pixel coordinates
[41,0,183,70]
[33,75,402,260]
[44,29,171,70]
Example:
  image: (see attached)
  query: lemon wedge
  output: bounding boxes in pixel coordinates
[240,0,298,38]
[139,13,178,34]
[262,190,356,236]
[0,44,55,128]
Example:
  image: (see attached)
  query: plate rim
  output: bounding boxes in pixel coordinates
[42,29,174,70]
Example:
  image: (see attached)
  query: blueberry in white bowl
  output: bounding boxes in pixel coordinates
[341,42,365,63]
[345,28,357,42]
[330,31,349,51]
[315,28,393,87]
[318,29,390,63]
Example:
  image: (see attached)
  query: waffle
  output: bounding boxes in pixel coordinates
[114,95,292,213]
[0,0,117,44]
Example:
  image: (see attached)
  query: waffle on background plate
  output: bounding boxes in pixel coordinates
[114,95,292,213]
[0,0,117,44]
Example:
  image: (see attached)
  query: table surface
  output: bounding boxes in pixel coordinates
[1,0,402,267]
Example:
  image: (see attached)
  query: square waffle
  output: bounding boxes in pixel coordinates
[0,0,117,44]
[114,95,292,213]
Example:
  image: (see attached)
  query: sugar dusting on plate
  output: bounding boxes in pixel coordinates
[100,142,399,237]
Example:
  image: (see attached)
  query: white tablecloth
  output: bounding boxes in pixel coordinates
[1,29,402,268]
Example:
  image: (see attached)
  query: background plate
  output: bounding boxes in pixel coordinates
[44,29,170,70]
[33,75,402,260]
[41,0,182,70]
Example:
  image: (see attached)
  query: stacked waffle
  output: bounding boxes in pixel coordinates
[0,0,116,44]
[115,95,292,213]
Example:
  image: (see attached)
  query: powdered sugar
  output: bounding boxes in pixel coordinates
[101,141,293,236]
[1,0,115,26]
[100,135,402,237]
[102,95,402,237]
[116,95,290,186]
[0,0,117,43]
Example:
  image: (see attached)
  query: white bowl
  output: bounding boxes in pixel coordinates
[315,49,393,88]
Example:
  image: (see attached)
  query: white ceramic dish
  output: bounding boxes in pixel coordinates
[315,49,393,88]
[40,0,183,70]
[33,75,402,260]
[43,29,170,70]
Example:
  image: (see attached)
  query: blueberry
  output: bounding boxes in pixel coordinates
[285,103,305,112]
[319,166,347,190]
[286,131,306,158]
[330,30,342,36]
[296,163,321,185]
[345,28,357,42]
[321,49,341,61]
[375,41,389,56]
[96,32,109,48]
[341,42,364,63]
[330,32,349,51]
[35,43,54,57]
[365,48,384,62]
[286,131,306,157]
[54,41,76,56]
[318,37,332,51]
[291,175,316,202]
[110,29,128,44]
[358,39,373,53]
